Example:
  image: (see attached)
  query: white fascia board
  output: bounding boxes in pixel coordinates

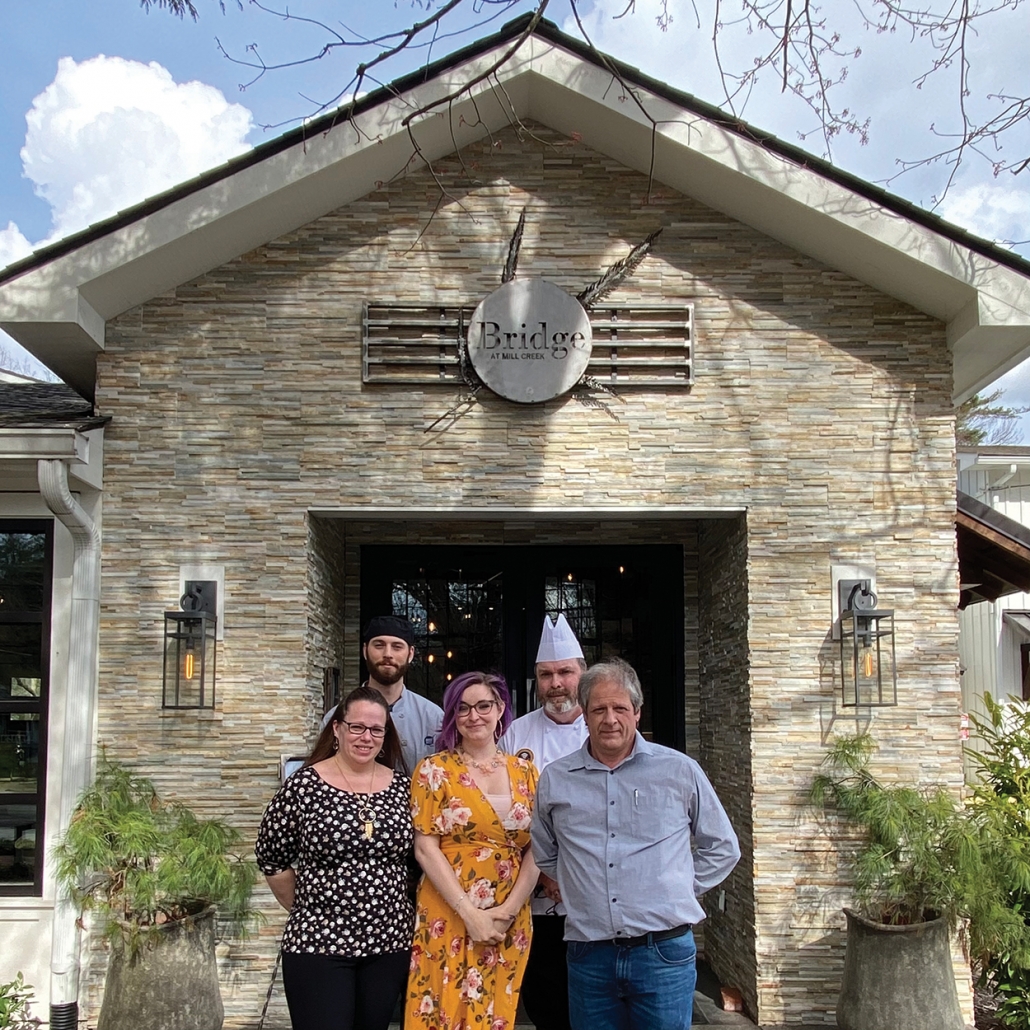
[0,429,89,464]
[959,453,1030,472]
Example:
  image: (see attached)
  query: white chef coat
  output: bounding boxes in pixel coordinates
[500,706,588,916]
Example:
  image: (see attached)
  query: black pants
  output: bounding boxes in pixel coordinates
[520,914,572,1030]
[281,950,410,1030]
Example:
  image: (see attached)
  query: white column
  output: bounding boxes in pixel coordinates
[37,458,101,1014]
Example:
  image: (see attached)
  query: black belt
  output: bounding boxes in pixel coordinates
[609,923,691,948]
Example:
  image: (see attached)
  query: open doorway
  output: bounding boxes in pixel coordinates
[360,544,685,750]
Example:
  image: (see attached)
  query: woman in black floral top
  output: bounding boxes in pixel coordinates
[256,686,414,1030]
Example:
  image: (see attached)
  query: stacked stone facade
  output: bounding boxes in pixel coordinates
[90,123,961,1025]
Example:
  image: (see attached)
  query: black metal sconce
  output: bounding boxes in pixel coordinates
[163,581,217,709]
[838,579,897,707]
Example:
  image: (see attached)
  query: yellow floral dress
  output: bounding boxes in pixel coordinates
[407,750,538,1030]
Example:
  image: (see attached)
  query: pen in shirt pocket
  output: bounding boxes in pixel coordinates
[634,789,638,806]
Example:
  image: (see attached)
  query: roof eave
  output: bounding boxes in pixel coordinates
[0,17,1029,402]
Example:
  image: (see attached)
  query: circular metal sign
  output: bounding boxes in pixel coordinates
[467,279,592,404]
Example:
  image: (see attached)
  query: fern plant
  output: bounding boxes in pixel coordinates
[53,758,256,950]
[811,733,1030,967]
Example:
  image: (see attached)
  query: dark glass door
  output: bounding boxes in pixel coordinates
[360,544,685,750]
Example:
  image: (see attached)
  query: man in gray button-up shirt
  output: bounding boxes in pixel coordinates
[531,657,739,1030]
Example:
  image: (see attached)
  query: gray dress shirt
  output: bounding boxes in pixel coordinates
[531,732,740,942]
[389,687,444,775]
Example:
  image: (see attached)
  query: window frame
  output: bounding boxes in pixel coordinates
[0,518,53,897]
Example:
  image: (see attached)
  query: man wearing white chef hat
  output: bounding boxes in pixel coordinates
[500,613,588,1030]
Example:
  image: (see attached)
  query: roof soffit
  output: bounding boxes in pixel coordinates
[0,31,1029,402]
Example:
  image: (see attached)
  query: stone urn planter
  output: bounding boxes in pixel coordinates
[54,760,255,1030]
[98,905,224,1030]
[836,908,964,1030]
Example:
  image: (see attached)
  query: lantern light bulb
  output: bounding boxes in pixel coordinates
[861,648,875,679]
[427,654,435,664]
[184,651,195,681]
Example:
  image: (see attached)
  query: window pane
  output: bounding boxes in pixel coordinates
[0,803,37,886]
[0,624,43,701]
[0,713,39,795]
[393,575,504,706]
[0,533,47,611]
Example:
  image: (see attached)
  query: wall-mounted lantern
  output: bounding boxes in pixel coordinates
[163,581,217,709]
[838,579,897,707]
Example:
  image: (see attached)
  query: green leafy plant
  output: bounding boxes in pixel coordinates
[968,693,1030,1027]
[811,733,1030,966]
[0,973,40,1030]
[53,758,257,951]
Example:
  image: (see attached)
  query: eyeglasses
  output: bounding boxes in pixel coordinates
[456,699,499,717]
[339,721,386,739]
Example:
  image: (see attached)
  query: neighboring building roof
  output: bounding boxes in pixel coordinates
[957,490,1030,607]
[0,369,49,384]
[2,14,1030,401]
[959,445,1030,459]
[0,380,108,431]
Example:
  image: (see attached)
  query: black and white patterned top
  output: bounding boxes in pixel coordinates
[255,766,414,955]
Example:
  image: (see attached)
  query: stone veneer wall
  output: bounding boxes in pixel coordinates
[90,121,962,1025]
[698,516,756,1011]
[307,516,348,715]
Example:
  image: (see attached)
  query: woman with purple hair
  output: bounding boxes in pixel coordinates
[406,671,540,1030]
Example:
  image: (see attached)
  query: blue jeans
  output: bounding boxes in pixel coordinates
[567,930,697,1030]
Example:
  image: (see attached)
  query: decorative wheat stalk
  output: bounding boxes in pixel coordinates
[573,375,625,422]
[577,228,663,311]
[424,322,483,434]
[501,208,527,284]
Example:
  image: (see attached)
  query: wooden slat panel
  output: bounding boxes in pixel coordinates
[363,301,693,388]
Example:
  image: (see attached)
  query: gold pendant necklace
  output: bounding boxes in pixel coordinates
[335,754,378,840]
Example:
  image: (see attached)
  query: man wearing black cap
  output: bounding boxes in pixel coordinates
[324,615,443,775]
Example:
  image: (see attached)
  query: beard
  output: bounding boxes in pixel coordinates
[369,657,408,687]
[542,694,578,715]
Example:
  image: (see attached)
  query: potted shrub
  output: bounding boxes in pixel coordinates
[54,758,256,1030]
[968,692,1030,1028]
[811,734,1030,1030]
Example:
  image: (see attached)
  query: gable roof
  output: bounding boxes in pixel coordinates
[2,14,1030,402]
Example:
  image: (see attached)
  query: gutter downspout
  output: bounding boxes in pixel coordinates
[991,463,1019,503]
[37,458,101,1030]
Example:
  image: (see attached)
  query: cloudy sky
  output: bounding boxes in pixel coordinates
[2,0,1030,429]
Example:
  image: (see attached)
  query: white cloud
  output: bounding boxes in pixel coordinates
[0,55,253,378]
[0,222,32,270]
[936,182,1030,249]
[21,54,253,245]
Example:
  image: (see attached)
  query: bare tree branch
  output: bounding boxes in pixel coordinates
[160,0,1030,217]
